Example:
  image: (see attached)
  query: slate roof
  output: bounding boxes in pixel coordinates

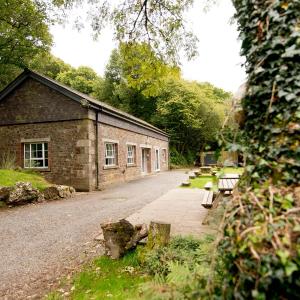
[0,69,168,137]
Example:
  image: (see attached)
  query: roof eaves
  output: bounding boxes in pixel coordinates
[0,71,29,101]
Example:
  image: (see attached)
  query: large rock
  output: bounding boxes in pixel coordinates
[101,219,148,259]
[43,185,75,200]
[0,186,12,202]
[7,182,44,205]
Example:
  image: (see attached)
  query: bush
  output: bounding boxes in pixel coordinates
[0,151,16,169]
[138,235,217,300]
[170,147,196,168]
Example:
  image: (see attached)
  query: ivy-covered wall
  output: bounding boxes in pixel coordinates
[219,1,300,298]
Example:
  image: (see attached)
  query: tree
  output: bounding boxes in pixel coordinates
[28,52,72,80]
[86,0,198,64]
[56,66,104,95]
[153,79,229,156]
[0,0,52,88]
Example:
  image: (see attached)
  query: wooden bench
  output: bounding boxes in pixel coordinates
[204,182,213,190]
[201,190,214,208]
[218,178,239,193]
[220,173,240,179]
[181,181,191,187]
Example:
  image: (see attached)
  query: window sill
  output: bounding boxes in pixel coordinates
[126,164,137,168]
[24,168,51,172]
[103,165,119,170]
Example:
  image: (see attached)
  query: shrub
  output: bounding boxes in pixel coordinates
[0,151,16,169]
[138,235,217,300]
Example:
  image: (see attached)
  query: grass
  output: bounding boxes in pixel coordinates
[184,167,244,190]
[0,169,50,190]
[189,176,214,189]
[49,251,149,300]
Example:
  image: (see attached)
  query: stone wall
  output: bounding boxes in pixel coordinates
[0,120,94,191]
[97,123,169,188]
[0,78,88,125]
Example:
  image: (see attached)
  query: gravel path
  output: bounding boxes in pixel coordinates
[0,170,186,299]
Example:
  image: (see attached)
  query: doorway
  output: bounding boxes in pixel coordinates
[141,148,151,175]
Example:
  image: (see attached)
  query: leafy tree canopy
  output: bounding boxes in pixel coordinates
[56,66,104,95]
[0,0,52,88]
[29,52,72,79]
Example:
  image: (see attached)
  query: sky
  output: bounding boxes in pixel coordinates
[50,0,246,93]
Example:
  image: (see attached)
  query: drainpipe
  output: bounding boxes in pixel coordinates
[95,110,99,189]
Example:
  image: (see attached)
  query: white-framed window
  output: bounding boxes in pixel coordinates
[127,145,136,165]
[162,148,167,162]
[105,143,117,166]
[155,148,160,171]
[24,142,48,168]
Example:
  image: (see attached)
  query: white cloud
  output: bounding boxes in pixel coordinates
[50,0,246,93]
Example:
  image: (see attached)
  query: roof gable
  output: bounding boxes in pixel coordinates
[0,70,168,137]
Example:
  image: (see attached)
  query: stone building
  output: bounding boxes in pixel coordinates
[0,70,169,191]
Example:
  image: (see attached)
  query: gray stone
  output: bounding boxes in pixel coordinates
[7,182,44,205]
[43,185,75,200]
[0,186,12,202]
[101,219,148,259]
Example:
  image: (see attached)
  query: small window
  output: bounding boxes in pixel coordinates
[127,145,136,165]
[24,142,48,168]
[155,148,160,171]
[162,149,167,162]
[105,143,117,166]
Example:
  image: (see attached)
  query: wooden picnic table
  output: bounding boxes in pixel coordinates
[219,173,240,179]
[200,166,212,173]
[218,178,239,192]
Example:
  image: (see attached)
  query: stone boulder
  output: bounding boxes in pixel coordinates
[0,186,12,202]
[101,219,148,259]
[7,182,44,205]
[43,185,75,200]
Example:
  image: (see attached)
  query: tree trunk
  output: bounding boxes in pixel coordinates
[146,221,171,250]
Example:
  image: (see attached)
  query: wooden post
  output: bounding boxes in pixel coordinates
[146,221,171,249]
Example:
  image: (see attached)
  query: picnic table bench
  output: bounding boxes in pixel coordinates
[204,182,213,190]
[218,178,239,193]
[201,190,214,208]
[200,166,212,173]
[219,173,240,179]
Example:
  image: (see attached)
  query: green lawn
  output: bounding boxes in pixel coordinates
[0,169,50,190]
[185,167,244,190]
[47,251,149,300]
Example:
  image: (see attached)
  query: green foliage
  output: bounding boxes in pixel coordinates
[29,52,72,80]
[217,1,300,299]
[153,79,230,157]
[0,0,52,88]
[57,66,104,95]
[120,43,180,97]
[169,147,190,167]
[139,235,214,276]
[138,235,216,300]
[86,0,198,64]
